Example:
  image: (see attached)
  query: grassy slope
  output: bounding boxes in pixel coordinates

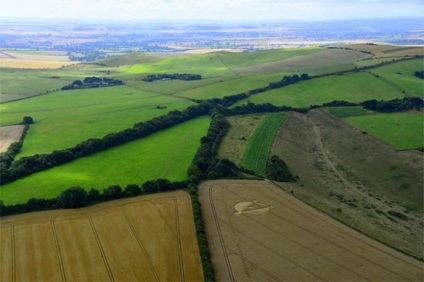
[240,112,287,175]
[345,113,424,149]
[0,116,211,205]
[232,48,371,76]
[235,72,405,108]
[370,59,424,97]
[325,106,373,118]
[175,72,293,100]
[0,86,194,157]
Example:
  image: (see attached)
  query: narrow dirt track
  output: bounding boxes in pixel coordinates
[199,180,424,281]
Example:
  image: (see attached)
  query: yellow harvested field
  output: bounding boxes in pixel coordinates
[0,125,25,153]
[199,180,424,281]
[0,51,76,69]
[0,191,203,281]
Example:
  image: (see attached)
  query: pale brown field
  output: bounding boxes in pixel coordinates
[0,51,76,69]
[272,110,423,259]
[218,113,267,163]
[0,125,25,153]
[199,180,423,281]
[345,44,423,57]
[0,191,203,281]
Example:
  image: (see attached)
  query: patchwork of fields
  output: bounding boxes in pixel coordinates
[0,191,203,281]
[199,180,423,281]
[1,44,423,280]
[0,116,210,204]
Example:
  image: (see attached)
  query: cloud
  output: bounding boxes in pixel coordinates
[1,0,423,20]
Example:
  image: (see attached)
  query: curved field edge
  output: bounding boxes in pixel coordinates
[0,116,211,205]
[345,113,424,150]
[0,191,203,281]
[198,180,423,281]
[240,112,287,175]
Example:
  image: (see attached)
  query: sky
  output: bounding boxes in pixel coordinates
[1,0,423,21]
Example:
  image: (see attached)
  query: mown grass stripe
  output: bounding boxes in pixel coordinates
[240,112,287,176]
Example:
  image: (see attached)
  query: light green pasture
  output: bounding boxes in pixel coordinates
[176,72,293,100]
[0,66,110,102]
[0,116,211,205]
[0,86,194,157]
[371,59,424,97]
[235,72,405,108]
[345,113,424,149]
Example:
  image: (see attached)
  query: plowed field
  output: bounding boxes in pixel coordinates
[199,180,423,281]
[0,191,203,281]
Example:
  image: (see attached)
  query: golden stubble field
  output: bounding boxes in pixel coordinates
[0,125,25,153]
[0,51,76,69]
[0,191,203,281]
[199,180,423,281]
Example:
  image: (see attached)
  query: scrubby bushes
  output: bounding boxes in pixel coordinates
[143,73,202,82]
[61,77,123,90]
[266,155,296,182]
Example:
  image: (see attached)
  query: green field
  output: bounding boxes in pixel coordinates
[345,113,424,149]
[240,112,287,175]
[0,86,194,157]
[175,72,293,100]
[232,48,370,76]
[0,116,210,205]
[235,72,405,108]
[370,59,423,97]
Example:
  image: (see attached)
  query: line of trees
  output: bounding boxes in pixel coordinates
[1,104,210,185]
[188,112,240,182]
[0,124,29,174]
[0,179,188,216]
[360,97,424,112]
[143,73,202,82]
[187,184,215,281]
[61,77,123,90]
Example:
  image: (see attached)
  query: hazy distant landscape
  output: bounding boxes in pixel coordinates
[0,1,423,280]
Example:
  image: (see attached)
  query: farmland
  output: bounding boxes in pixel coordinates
[345,113,424,149]
[271,109,423,259]
[240,113,287,175]
[0,125,25,153]
[0,51,76,69]
[0,191,203,281]
[234,71,405,108]
[218,114,267,164]
[199,180,423,281]
[0,40,423,281]
[0,86,194,157]
[0,116,210,205]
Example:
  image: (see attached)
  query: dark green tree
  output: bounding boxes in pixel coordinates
[124,184,142,196]
[22,116,33,124]
[103,185,122,200]
[57,187,89,208]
